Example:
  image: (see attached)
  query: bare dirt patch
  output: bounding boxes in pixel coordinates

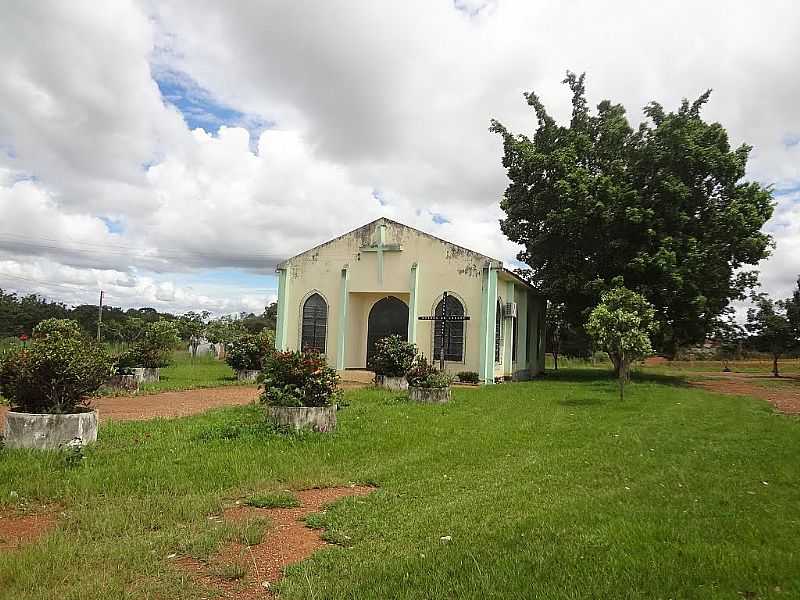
[1,382,367,428]
[0,508,57,551]
[179,485,375,599]
[0,386,259,427]
[690,372,800,414]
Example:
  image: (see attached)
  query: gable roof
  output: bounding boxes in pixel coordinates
[278,217,537,293]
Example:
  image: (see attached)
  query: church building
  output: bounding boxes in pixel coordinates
[274,218,546,383]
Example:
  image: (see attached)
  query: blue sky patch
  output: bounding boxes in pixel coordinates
[99,217,125,234]
[372,189,387,206]
[431,212,450,224]
[153,67,271,150]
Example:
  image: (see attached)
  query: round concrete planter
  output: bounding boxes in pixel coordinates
[131,367,160,384]
[237,369,260,382]
[3,410,98,450]
[408,386,451,404]
[266,405,337,432]
[375,375,408,391]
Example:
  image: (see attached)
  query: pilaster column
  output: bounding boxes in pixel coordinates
[479,263,499,384]
[336,266,350,370]
[407,262,419,344]
[275,267,289,350]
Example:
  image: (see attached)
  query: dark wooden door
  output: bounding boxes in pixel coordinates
[366,296,409,367]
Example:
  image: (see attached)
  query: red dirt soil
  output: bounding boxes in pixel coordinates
[179,486,375,599]
[0,386,260,427]
[0,508,57,551]
[690,372,800,414]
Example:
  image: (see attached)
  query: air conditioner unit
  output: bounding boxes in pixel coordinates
[504,302,517,319]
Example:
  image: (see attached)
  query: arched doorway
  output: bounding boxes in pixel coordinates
[366,296,409,368]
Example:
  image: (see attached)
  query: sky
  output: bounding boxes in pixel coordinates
[1,1,799,316]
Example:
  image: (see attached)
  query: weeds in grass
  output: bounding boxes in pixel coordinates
[246,491,300,509]
[235,517,269,546]
[210,561,248,581]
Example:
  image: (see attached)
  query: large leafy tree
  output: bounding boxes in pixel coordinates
[491,73,774,354]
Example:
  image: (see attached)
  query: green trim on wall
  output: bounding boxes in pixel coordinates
[503,281,515,373]
[336,266,350,370]
[407,262,419,343]
[479,264,499,384]
[275,268,289,350]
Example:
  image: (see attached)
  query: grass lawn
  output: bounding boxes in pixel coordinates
[1,369,799,599]
[117,351,244,395]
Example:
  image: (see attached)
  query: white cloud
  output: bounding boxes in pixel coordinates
[0,0,799,315]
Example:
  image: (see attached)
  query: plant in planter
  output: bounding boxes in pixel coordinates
[117,320,180,383]
[406,355,455,403]
[226,330,275,381]
[259,350,341,432]
[368,335,417,390]
[0,318,115,449]
[456,371,480,384]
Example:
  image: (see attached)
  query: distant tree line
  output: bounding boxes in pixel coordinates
[0,288,277,349]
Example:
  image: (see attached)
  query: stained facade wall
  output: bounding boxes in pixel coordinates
[276,218,545,382]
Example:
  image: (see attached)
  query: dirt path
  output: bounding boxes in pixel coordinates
[179,486,375,599]
[689,372,800,414]
[0,386,260,426]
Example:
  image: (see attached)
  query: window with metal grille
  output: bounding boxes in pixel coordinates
[495,299,502,362]
[433,295,464,362]
[301,293,327,353]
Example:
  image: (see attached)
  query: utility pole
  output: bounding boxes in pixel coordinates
[97,290,104,342]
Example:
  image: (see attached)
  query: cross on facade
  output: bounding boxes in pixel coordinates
[360,223,402,284]
[418,291,471,371]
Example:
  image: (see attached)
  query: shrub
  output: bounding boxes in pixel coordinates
[118,320,180,369]
[226,330,275,371]
[406,355,454,389]
[368,335,417,377]
[0,318,115,414]
[259,350,341,407]
[457,371,480,384]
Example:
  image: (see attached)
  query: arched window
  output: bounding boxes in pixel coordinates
[495,299,503,362]
[434,295,465,362]
[301,293,327,353]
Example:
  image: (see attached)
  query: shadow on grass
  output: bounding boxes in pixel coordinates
[542,367,691,388]
[558,396,605,407]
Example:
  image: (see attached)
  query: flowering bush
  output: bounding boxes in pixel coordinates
[226,330,275,371]
[406,355,454,389]
[259,350,341,407]
[368,335,417,377]
[0,318,115,414]
[118,320,180,369]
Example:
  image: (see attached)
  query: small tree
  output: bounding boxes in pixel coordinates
[586,287,657,400]
[368,335,417,377]
[714,313,745,372]
[205,316,246,360]
[546,302,565,370]
[226,330,275,372]
[745,293,796,377]
[259,351,341,407]
[119,319,181,369]
[178,311,210,358]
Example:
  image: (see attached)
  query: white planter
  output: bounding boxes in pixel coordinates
[409,386,451,404]
[237,369,260,382]
[3,410,98,450]
[266,405,337,432]
[131,367,160,383]
[375,375,408,391]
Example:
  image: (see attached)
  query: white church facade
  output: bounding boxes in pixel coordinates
[274,218,546,383]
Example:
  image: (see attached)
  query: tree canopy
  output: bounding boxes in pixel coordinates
[492,72,774,354]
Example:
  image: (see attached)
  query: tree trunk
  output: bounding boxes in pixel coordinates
[609,352,622,378]
[773,354,780,377]
[552,352,559,371]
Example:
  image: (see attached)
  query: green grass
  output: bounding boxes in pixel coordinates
[246,490,300,509]
[101,351,249,396]
[1,369,799,599]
